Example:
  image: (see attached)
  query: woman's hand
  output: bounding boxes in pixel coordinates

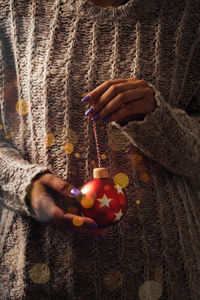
[27,173,104,238]
[82,77,156,124]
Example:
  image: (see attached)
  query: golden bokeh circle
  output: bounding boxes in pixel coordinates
[101,154,107,160]
[139,280,162,300]
[29,263,50,284]
[131,153,143,163]
[73,216,84,227]
[104,185,110,191]
[75,153,80,158]
[63,142,74,155]
[16,99,29,115]
[136,200,141,205]
[108,127,130,151]
[64,128,78,145]
[104,270,123,291]
[81,195,94,209]
[0,124,3,130]
[114,173,129,188]
[140,173,150,183]
[45,133,55,147]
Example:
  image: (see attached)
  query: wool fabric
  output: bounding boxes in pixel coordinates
[0,0,200,299]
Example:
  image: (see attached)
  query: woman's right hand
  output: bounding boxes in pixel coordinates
[27,173,104,238]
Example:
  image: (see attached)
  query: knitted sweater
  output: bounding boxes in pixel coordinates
[0,0,200,299]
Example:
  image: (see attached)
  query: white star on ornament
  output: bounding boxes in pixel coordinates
[114,184,124,195]
[97,194,112,208]
[114,209,123,221]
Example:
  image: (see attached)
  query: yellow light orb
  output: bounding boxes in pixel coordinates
[139,280,162,300]
[104,185,110,191]
[136,200,141,205]
[131,153,143,163]
[0,124,3,130]
[140,173,150,183]
[29,263,50,284]
[104,270,123,291]
[101,153,107,160]
[16,99,29,115]
[63,128,78,145]
[45,133,55,147]
[63,142,74,155]
[81,195,94,209]
[114,173,129,188]
[75,153,80,158]
[73,216,84,227]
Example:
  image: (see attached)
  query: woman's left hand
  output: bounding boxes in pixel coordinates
[82,77,156,123]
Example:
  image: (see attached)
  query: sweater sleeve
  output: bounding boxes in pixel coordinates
[0,40,51,217]
[113,85,200,179]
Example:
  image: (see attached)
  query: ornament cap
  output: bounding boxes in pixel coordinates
[93,167,109,178]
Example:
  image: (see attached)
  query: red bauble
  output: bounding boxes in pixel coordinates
[80,168,127,228]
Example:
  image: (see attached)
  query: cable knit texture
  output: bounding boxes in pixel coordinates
[0,0,200,299]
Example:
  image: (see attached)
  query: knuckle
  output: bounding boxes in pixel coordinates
[117,92,124,103]
[109,84,118,94]
[59,182,70,194]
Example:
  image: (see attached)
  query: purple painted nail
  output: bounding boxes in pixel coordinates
[102,115,110,122]
[81,95,91,102]
[70,188,82,198]
[88,223,98,228]
[85,106,94,116]
[91,113,100,121]
[95,234,104,241]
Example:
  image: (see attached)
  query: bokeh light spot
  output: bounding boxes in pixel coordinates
[16,99,29,115]
[108,127,130,151]
[101,153,107,160]
[104,185,110,191]
[75,153,80,158]
[45,133,55,147]
[81,195,94,209]
[0,124,3,130]
[29,263,50,284]
[63,142,74,155]
[140,173,151,183]
[63,128,78,145]
[114,173,129,188]
[139,280,162,300]
[131,153,143,163]
[104,270,123,291]
[136,200,141,205]
[73,216,84,227]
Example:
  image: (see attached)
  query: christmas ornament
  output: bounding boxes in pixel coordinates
[79,122,128,228]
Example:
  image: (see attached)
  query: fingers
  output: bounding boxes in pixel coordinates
[30,181,104,237]
[51,210,105,237]
[82,77,154,123]
[108,95,155,122]
[36,173,81,199]
[82,78,129,104]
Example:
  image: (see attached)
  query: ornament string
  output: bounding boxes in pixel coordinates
[92,121,101,168]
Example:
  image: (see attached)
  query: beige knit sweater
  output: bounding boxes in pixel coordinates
[0,0,200,299]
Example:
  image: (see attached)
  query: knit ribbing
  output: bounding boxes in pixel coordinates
[0,1,200,299]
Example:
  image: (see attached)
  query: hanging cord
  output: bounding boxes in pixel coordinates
[92,121,101,168]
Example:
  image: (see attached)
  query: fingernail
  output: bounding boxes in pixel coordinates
[85,106,94,116]
[70,188,82,198]
[81,95,91,102]
[102,115,110,122]
[95,234,104,241]
[91,113,100,121]
[88,223,97,228]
